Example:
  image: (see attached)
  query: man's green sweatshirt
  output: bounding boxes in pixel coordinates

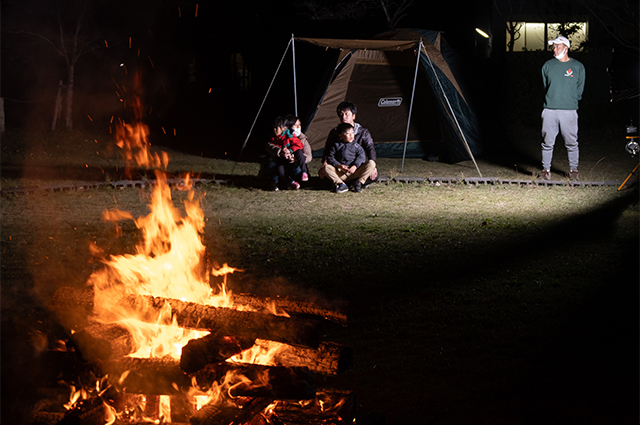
[542,57,586,110]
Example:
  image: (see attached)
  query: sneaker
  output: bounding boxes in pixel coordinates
[335,183,348,193]
[569,169,579,180]
[290,181,301,190]
[352,181,362,193]
[268,180,279,191]
[301,172,309,182]
[540,170,551,180]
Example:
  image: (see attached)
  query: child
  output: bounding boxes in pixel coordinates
[324,123,375,193]
[285,114,311,181]
[265,117,303,190]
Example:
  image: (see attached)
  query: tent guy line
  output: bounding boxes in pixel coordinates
[240,29,485,176]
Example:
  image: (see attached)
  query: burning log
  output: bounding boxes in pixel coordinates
[232,293,348,326]
[121,294,322,348]
[189,397,273,425]
[56,397,108,425]
[194,363,316,400]
[235,341,352,376]
[104,358,315,400]
[180,333,255,373]
[104,357,190,395]
[51,287,322,348]
[271,389,355,424]
[71,323,136,362]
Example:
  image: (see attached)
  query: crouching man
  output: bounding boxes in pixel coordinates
[324,123,375,193]
[320,101,378,185]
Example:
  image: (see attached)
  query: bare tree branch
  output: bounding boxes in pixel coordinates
[574,0,639,50]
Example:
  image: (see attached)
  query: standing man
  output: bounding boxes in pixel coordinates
[319,101,378,185]
[540,36,585,180]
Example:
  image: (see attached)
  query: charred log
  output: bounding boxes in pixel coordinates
[56,396,106,425]
[237,341,352,376]
[189,397,273,425]
[104,357,190,395]
[50,287,94,313]
[71,323,136,362]
[36,350,91,385]
[28,412,65,425]
[51,287,322,348]
[180,333,255,373]
[193,363,315,401]
[233,293,348,326]
[103,357,315,400]
[49,287,94,331]
[272,388,355,424]
[120,294,322,348]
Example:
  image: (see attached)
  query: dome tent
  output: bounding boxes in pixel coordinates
[241,29,484,175]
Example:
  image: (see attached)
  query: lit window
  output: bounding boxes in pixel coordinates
[507,22,588,51]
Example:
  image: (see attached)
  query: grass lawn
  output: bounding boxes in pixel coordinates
[1,128,638,424]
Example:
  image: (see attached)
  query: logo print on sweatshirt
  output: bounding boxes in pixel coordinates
[564,68,574,77]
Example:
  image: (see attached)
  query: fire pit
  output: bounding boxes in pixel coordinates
[26,90,355,424]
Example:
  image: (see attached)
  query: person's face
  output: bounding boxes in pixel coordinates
[292,119,301,132]
[339,128,355,143]
[338,109,356,125]
[553,43,567,57]
[273,126,286,136]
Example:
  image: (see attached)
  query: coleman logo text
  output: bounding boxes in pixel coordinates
[378,97,402,107]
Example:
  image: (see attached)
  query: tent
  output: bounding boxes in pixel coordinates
[242,29,484,175]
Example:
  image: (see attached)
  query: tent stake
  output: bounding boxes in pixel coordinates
[401,40,423,173]
[239,37,293,160]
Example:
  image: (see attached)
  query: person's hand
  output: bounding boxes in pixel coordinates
[338,164,350,173]
[348,165,357,174]
[370,167,378,181]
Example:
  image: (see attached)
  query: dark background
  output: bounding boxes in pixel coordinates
[2,0,636,162]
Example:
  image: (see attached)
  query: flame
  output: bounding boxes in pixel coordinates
[228,339,285,366]
[63,385,87,410]
[89,169,234,359]
[104,402,117,425]
[80,72,294,422]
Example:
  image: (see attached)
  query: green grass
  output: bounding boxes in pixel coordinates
[2,178,638,424]
[1,126,638,424]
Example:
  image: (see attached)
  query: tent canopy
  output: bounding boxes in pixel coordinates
[298,29,483,168]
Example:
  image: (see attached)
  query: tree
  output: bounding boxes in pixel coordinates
[494,0,526,52]
[573,0,639,51]
[5,0,104,130]
[295,0,415,30]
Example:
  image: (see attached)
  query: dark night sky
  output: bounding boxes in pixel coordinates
[2,0,636,158]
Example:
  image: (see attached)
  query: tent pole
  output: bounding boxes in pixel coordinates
[422,46,483,177]
[401,40,423,173]
[239,37,293,160]
[292,34,298,117]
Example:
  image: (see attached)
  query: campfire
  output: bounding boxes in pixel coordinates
[30,83,353,424]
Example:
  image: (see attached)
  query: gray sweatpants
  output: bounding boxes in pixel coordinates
[541,108,579,171]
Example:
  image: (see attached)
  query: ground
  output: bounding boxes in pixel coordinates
[1,126,638,424]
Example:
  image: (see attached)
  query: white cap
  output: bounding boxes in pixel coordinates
[548,36,570,49]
